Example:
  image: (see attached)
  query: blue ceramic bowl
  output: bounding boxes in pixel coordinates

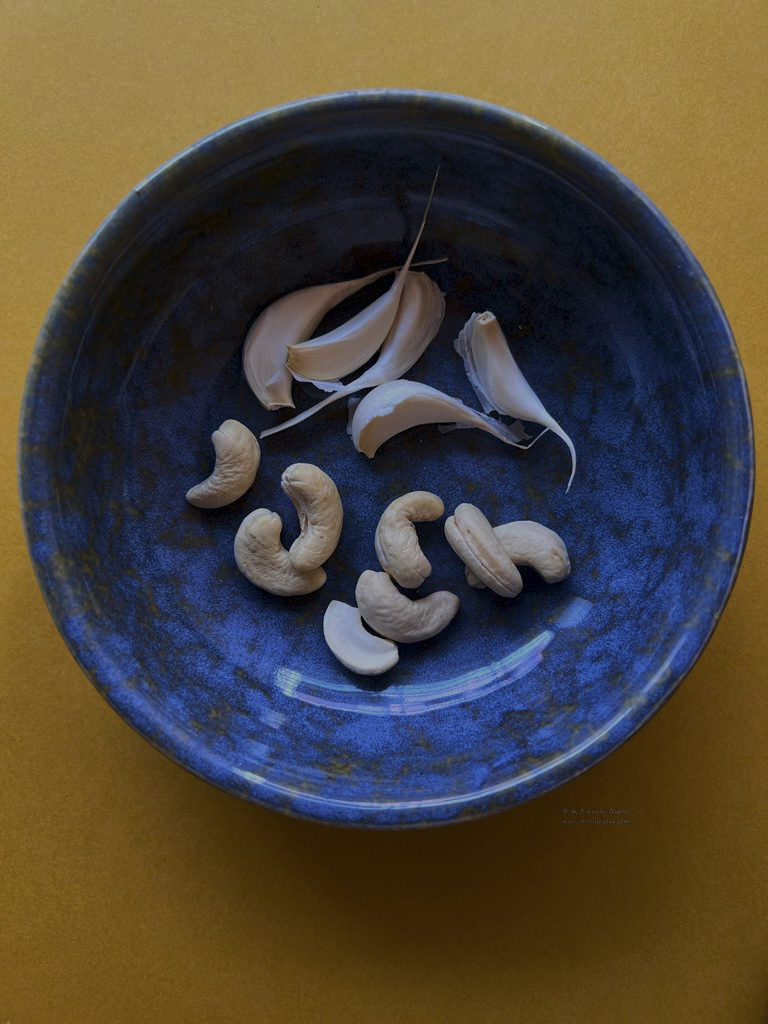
[19,91,753,826]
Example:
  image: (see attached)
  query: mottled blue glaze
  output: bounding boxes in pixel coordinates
[19,91,754,826]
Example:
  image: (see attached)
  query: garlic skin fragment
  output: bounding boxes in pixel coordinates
[454,311,577,491]
[349,379,529,458]
[260,271,445,439]
[186,419,260,509]
[285,172,439,383]
[242,266,398,410]
[323,600,399,676]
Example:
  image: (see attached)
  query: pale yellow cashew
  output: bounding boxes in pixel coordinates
[355,570,459,643]
[374,490,444,589]
[234,509,326,596]
[186,419,260,509]
[465,520,570,587]
[280,463,343,573]
[444,503,523,598]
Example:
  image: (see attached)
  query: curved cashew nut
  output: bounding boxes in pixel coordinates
[466,520,570,587]
[355,570,459,643]
[374,490,444,588]
[186,419,260,509]
[323,600,399,675]
[281,463,343,573]
[234,509,326,596]
[444,503,523,598]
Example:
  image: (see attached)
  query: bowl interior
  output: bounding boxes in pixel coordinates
[21,94,752,825]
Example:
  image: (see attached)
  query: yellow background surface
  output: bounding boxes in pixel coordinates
[2,3,767,1021]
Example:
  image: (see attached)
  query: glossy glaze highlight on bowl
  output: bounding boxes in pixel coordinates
[19,91,753,826]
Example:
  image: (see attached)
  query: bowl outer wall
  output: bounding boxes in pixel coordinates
[18,91,755,826]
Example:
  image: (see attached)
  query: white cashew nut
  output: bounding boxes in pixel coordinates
[186,419,260,508]
[466,520,570,587]
[323,600,399,675]
[234,509,326,596]
[444,503,523,598]
[374,490,444,588]
[355,570,459,643]
[281,463,343,573]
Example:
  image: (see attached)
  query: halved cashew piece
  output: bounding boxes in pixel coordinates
[234,509,326,596]
[444,503,523,598]
[281,463,343,573]
[466,521,570,587]
[355,570,459,643]
[375,490,444,588]
[323,600,399,676]
[186,419,260,509]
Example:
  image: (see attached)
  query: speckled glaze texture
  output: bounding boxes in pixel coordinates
[19,91,754,827]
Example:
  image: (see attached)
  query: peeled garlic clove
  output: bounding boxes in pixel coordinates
[454,311,576,491]
[323,600,399,675]
[260,271,445,439]
[364,272,445,384]
[242,266,400,410]
[285,171,439,383]
[285,283,403,383]
[349,380,529,458]
[186,419,260,508]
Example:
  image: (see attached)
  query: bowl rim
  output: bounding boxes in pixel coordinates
[18,89,755,827]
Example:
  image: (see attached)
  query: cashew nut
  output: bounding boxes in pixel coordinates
[374,490,444,588]
[466,520,570,587]
[355,570,459,643]
[323,600,399,675]
[280,463,343,573]
[444,503,523,598]
[186,419,260,509]
[234,509,326,596]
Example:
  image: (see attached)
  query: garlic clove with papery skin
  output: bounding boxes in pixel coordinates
[242,266,401,410]
[260,271,445,439]
[454,311,576,491]
[285,170,439,383]
[349,379,529,458]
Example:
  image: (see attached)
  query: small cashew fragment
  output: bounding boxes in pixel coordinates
[234,509,326,596]
[375,490,444,588]
[323,600,399,676]
[466,520,570,587]
[186,419,260,509]
[444,503,523,598]
[355,570,459,643]
[280,463,343,572]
